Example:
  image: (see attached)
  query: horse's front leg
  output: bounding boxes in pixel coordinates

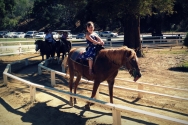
[62,52,65,61]
[107,79,115,103]
[51,53,55,64]
[42,54,44,61]
[73,74,81,104]
[85,80,100,110]
[46,54,50,60]
[56,52,61,64]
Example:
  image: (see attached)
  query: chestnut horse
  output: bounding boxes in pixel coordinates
[66,46,141,109]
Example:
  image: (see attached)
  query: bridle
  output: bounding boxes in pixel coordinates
[124,56,139,78]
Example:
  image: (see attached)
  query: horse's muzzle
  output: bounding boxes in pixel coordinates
[133,70,141,82]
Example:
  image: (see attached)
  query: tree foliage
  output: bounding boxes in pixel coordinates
[0,0,16,29]
[0,0,34,30]
[0,0,188,34]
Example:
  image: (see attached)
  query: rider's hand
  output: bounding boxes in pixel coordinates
[100,41,104,45]
[93,41,98,45]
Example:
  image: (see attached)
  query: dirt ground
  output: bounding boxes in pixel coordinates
[0,46,188,125]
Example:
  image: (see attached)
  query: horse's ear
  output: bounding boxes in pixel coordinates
[134,47,140,52]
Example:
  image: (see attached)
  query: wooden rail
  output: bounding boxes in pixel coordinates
[0,36,185,56]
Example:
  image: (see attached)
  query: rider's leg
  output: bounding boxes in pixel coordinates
[88,59,93,75]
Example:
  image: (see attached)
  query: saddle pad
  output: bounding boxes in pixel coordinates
[70,48,85,61]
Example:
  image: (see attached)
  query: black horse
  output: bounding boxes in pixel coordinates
[55,39,72,64]
[35,40,56,61]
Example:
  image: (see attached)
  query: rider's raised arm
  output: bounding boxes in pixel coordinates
[95,35,104,45]
[86,33,99,45]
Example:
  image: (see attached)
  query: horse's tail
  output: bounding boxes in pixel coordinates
[61,56,68,73]
[66,48,77,78]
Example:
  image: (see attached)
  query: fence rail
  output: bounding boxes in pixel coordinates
[0,35,186,56]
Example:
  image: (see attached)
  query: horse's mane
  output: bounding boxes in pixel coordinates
[35,40,44,44]
[98,46,136,65]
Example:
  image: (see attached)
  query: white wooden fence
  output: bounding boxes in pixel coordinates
[0,41,36,56]
[4,56,188,125]
[0,34,186,56]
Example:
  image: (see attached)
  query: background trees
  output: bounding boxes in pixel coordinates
[1,0,187,33]
[0,0,188,54]
[0,0,16,30]
[0,0,34,30]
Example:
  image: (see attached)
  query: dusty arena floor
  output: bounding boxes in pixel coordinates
[0,46,188,125]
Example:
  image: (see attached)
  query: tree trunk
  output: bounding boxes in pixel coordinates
[123,15,143,57]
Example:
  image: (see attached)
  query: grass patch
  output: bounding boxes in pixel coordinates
[181,62,188,68]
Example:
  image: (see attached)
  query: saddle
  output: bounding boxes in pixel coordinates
[71,45,104,66]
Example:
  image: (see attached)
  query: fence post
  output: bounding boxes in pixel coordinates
[30,86,36,103]
[112,108,121,125]
[138,83,143,98]
[51,70,56,86]
[3,73,7,85]
[38,64,42,75]
[176,40,178,45]
[18,42,22,55]
[9,64,11,73]
[0,43,3,52]
[25,58,28,66]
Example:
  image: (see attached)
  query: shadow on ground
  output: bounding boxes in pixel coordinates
[169,67,188,72]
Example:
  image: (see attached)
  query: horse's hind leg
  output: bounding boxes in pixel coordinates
[68,65,78,106]
[73,74,81,104]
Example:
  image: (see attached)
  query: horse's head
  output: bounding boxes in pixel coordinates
[35,40,42,51]
[124,48,141,82]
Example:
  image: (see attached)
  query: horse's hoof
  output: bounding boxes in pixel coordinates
[69,102,74,107]
[84,104,90,110]
[74,100,77,104]
[90,103,94,106]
